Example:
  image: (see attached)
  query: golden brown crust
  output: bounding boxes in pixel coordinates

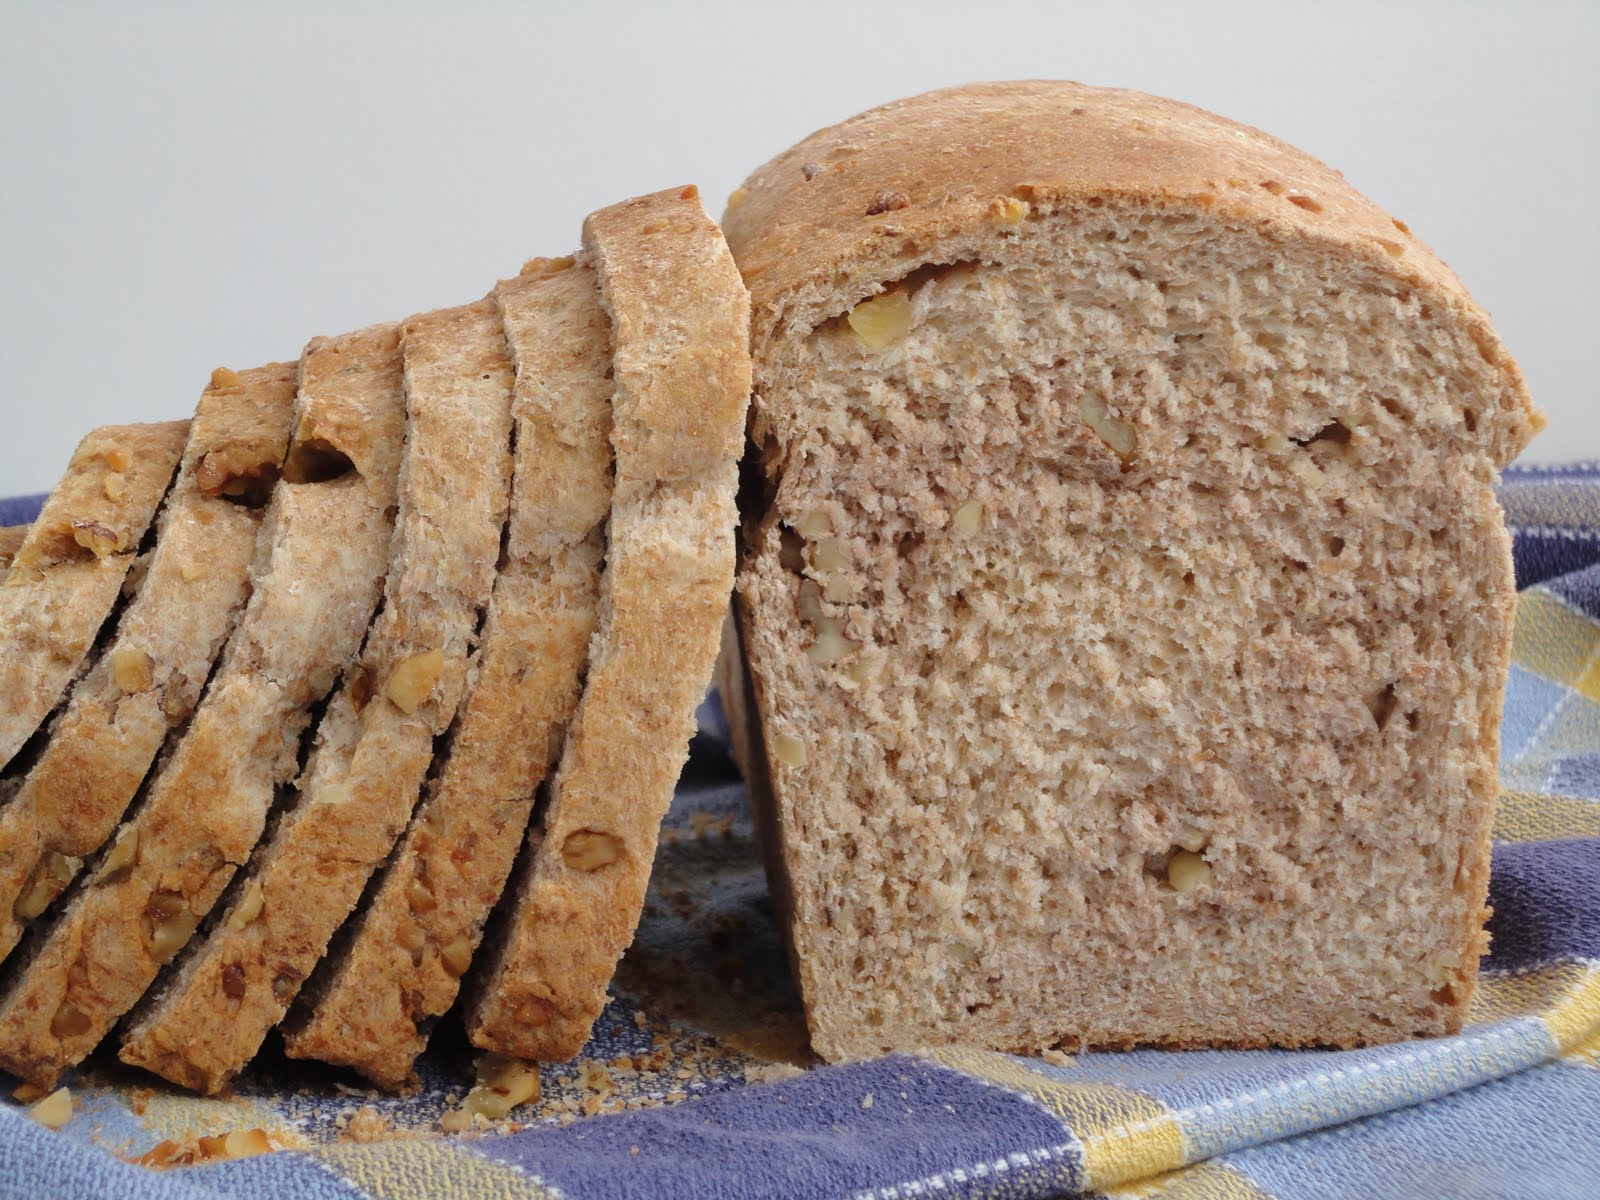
[467,187,751,1060]
[0,365,297,965]
[282,257,614,1089]
[0,327,405,1089]
[0,421,189,769]
[117,304,515,1093]
[723,81,1541,467]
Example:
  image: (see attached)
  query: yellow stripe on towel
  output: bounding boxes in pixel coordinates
[929,1046,1186,1186]
[1542,962,1600,1052]
[1511,589,1600,689]
[312,1140,561,1200]
[1566,1025,1600,1068]
[1494,790,1600,842]
[1472,960,1597,1024]
[1100,1159,1277,1199]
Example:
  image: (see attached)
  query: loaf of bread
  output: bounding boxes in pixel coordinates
[720,82,1542,1061]
[0,185,748,1092]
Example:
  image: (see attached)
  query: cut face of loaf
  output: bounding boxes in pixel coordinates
[723,83,1542,1061]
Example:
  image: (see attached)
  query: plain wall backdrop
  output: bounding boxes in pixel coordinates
[1,0,1594,493]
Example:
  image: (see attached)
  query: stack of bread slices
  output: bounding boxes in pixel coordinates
[0,185,750,1095]
[0,81,1544,1100]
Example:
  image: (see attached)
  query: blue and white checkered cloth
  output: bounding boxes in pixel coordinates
[1,466,1597,1199]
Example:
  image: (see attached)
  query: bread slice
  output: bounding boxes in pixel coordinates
[720,82,1543,1061]
[0,326,406,1088]
[118,300,516,1093]
[283,256,613,1088]
[0,526,28,573]
[0,422,189,768]
[466,187,750,1060]
[0,364,297,964]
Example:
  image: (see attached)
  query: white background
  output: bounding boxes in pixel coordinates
[1,0,1594,494]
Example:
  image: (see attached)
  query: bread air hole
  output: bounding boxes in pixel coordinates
[778,525,806,573]
[214,463,280,509]
[282,439,356,485]
[1293,419,1351,448]
[1368,682,1399,731]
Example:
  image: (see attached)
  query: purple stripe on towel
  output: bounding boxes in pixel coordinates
[1486,838,1600,970]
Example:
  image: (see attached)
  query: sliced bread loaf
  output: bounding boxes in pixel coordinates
[720,82,1542,1061]
[0,422,189,769]
[283,256,613,1088]
[466,186,751,1060]
[118,300,516,1093]
[0,326,406,1088]
[0,364,297,963]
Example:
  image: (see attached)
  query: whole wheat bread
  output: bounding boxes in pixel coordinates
[0,327,406,1088]
[117,300,515,1093]
[0,364,296,964]
[283,256,613,1088]
[466,187,750,1060]
[0,422,189,769]
[720,82,1542,1061]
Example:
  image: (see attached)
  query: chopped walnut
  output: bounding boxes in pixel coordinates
[71,520,123,558]
[988,196,1030,223]
[440,937,475,978]
[846,291,912,353]
[386,650,446,715]
[865,190,910,215]
[111,646,153,694]
[561,830,623,872]
[99,827,140,879]
[27,1087,73,1130]
[226,879,265,931]
[15,850,80,920]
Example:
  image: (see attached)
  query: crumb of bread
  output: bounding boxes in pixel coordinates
[342,1106,394,1144]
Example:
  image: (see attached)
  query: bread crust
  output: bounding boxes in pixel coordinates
[467,187,750,1060]
[0,421,189,769]
[0,365,297,964]
[0,327,405,1089]
[723,81,1540,466]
